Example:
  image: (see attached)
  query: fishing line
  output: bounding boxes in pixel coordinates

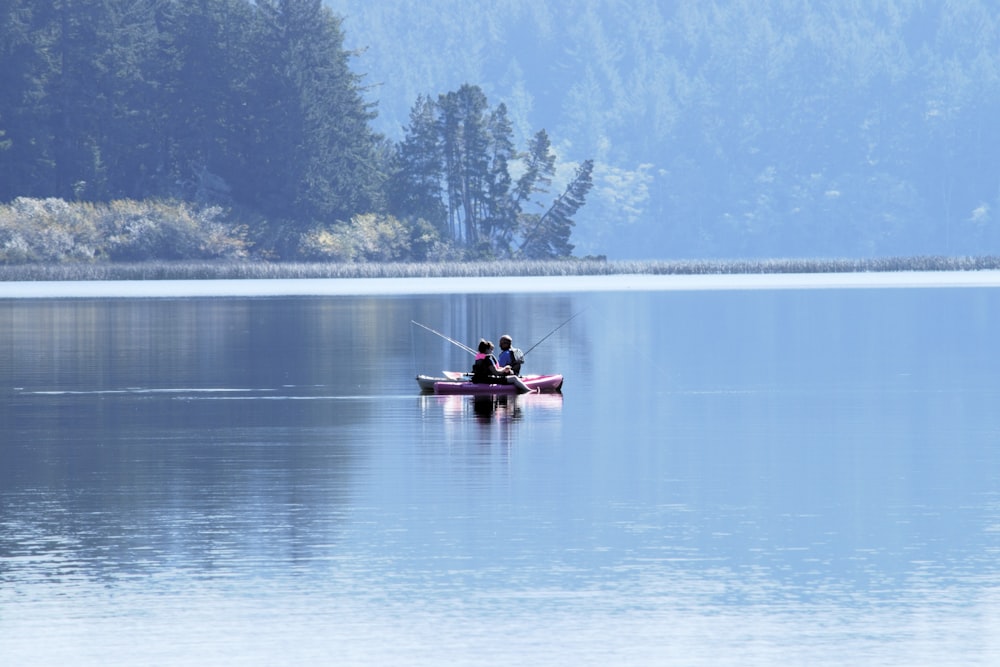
[522,310,586,356]
[411,320,477,355]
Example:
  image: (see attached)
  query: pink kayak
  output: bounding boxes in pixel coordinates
[432,374,563,394]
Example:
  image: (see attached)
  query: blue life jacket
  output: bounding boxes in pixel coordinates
[497,347,524,375]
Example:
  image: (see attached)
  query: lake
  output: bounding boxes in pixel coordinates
[2,276,999,666]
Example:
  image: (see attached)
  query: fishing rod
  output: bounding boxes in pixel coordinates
[411,320,476,355]
[522,310,585,356]
[413,309,583,358]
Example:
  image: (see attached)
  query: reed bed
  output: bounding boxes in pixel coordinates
[2,255,1000,282]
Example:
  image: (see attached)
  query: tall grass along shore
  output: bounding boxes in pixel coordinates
[2,256,999,282]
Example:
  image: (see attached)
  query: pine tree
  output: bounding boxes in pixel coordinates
[484,102,517,255]
[0,0,36,198]
[388,94,446,233]
[287,0,380,222]
[167,0,254,203]
[94,0,169,199]
[438,84,490,247]
[518,159,594,259]
[50,0,109,199]
[514,129,556,207]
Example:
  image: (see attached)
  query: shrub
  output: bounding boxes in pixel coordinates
[101,200,249,261]
[299,213,415,262]
[0,198,101,263]
[0,198,250,263]
[299,225,356,261]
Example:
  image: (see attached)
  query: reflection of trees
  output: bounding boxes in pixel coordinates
[0,297,411,391]
[2,300,253,391]
[0,393,363,580]
[0,298,394,581]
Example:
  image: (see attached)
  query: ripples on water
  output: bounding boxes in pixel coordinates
[2,283,999,665]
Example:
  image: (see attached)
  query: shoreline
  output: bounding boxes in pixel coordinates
[4,270,1000,299]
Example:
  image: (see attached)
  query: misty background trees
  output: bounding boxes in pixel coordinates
[3,0,1000,262]
[328,0,1000,260]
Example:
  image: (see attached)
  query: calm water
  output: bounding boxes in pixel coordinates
[2,282,999,666]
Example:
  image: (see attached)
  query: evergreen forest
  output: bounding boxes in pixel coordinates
[0,0,592,264]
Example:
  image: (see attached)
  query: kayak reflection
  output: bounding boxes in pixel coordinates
[473,394,518,421]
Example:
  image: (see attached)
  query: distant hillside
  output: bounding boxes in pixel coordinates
[327,0,1000,260]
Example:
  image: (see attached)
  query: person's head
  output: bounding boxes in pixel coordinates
[499,334,512,349]
[478,339,494,354]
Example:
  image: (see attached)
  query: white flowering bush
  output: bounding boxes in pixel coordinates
[0,198,100,263]
[299,213,413,262]
[0,198,250,263]
[299,225,356,261]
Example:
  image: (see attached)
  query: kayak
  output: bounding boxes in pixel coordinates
[431,373,563,395]
[416,373,455,391]
[417,372,561,393]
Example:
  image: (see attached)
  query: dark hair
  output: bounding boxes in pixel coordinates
[477,339,493,353]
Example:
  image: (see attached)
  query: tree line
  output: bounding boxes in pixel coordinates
[0,0,592,263]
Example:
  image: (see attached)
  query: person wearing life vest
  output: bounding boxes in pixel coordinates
[471,339,533,392]
[495,334,524,375]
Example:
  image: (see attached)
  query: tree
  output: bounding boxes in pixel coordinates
[239,0,379,233]
[387,85,594,259]
[166,0,255,203]
[518,159,593,259]
[92,0,169,199]
[0,0,30,168]
[388,94,446,232]
[438,83,491,245]
[51,0,112,199]
[515,129,556,207]
[483,102,518,255]
[280,0,381,223]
